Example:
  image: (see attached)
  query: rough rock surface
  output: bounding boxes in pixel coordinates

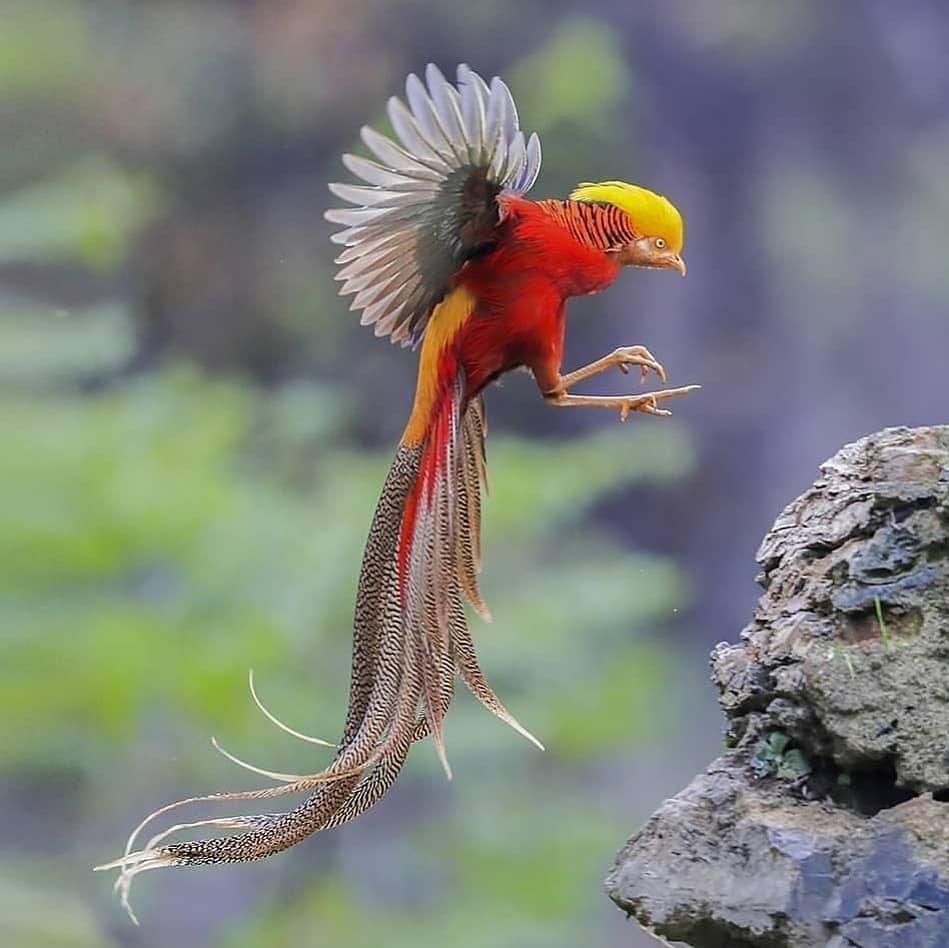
[607,427,949,948]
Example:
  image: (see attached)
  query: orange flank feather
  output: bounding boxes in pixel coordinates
[402,286,477,446]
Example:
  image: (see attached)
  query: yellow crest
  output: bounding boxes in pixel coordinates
[569,180,684,253]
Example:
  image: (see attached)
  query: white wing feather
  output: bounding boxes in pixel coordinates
[325,64,542,348]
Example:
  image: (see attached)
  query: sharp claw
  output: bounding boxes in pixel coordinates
[609,346,669,387]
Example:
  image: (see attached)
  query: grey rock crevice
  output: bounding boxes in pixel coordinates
[607,426,949,948]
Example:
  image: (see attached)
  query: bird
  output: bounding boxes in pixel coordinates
[96,63,698,918]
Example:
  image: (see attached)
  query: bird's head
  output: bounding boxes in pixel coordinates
[569,181,686,276]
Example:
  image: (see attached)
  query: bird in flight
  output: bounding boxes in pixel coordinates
[97,63,697,918]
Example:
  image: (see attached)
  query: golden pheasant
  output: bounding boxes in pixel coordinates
[97,63,697,916]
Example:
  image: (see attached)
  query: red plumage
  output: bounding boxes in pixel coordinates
[449,195,624,397]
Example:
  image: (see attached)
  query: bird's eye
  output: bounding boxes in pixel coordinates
[655,237,666,249]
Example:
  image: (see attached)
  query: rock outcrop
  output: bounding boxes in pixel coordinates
[607,426,949,948]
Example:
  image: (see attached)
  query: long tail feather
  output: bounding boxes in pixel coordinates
[457,395,490,617]
[247,669,337,747]
[453,611,545,752]
[96,372,541,920]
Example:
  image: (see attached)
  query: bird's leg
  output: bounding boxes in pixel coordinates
[536,345,699,421]
[544,385,701,421]
[557,345,667,390]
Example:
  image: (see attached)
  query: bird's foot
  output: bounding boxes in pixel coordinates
[546,384,701,419]
[556,344,666,393]
[615,385,700,420]
[606,345,667,383]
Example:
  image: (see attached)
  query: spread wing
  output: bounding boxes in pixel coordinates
[325,63,542,348]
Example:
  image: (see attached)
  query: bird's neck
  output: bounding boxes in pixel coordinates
[535,198,637,254]
[493,197,621,298]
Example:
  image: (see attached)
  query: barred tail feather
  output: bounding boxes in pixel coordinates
[96,446,424,917]
[95,379,540,922]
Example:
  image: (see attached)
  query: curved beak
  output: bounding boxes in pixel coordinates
[668,253,687,277]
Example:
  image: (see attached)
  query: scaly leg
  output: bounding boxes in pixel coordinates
[540,344,699,421]
[545,385,700,421]
[557,345,667,391]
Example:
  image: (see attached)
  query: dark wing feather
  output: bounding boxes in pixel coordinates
[325,64,542,348]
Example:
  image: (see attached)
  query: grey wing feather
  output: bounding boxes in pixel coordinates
[325,63,543,348]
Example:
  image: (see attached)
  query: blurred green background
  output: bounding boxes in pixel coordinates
[2,1,948,946]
